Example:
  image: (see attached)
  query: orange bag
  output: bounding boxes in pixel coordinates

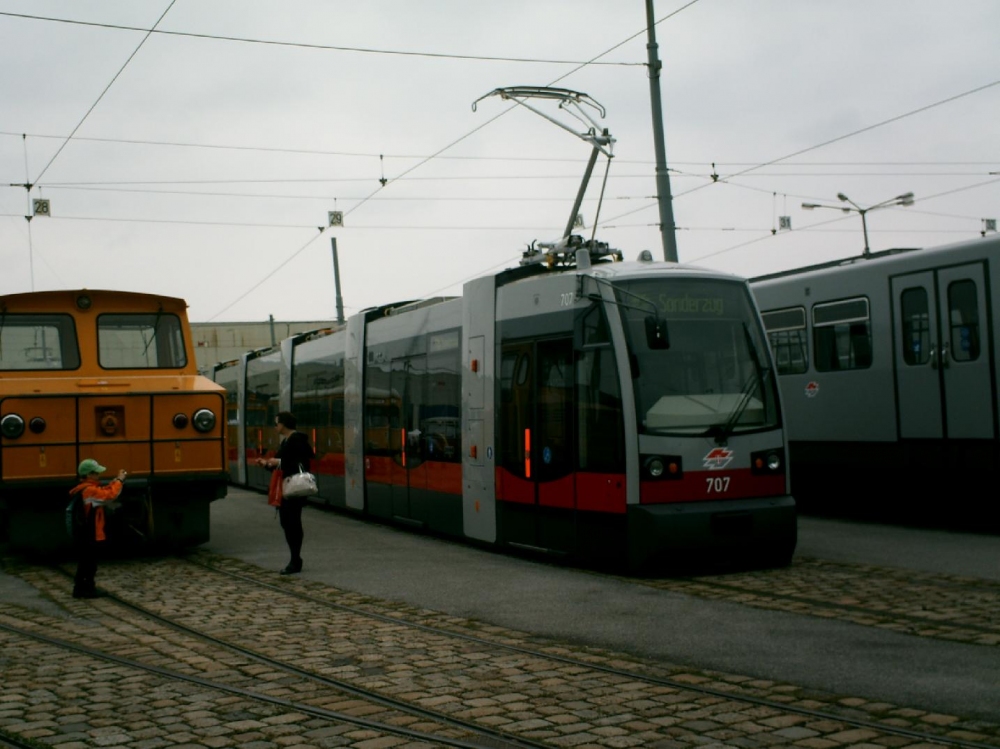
[268,468,284,507]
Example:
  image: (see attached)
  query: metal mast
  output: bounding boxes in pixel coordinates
[645,0,679,262]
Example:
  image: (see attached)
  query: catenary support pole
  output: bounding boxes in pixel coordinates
[645,0,679,262]
[331,237,345,325]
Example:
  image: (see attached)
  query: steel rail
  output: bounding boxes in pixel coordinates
[190,557,1000,749]
[0,618,530,749]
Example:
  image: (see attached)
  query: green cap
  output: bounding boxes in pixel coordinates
[78,458,107,476]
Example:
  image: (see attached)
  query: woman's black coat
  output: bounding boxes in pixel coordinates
[276,431,315,476]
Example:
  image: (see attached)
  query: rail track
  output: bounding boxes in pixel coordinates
[624,557,1000,647]
[7,554,997,749]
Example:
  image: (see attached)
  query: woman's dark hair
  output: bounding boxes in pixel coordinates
[276,411,297,430]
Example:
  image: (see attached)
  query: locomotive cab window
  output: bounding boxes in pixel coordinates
[761,307,808,375]
[812,297,872,372]
[0,313,80,371]
[98,313,187,369]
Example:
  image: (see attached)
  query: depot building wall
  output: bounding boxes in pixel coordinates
[190,320,337,372]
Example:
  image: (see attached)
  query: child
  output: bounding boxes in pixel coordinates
[70,458,127,598]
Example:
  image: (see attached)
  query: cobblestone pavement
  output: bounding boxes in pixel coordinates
[619,557,1000,647]
[1,554,997,749]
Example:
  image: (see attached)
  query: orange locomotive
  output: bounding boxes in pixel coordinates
[0,289,228,554]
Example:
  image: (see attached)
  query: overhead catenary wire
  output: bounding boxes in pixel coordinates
[688,176,1000,265]
[0,10,642,67]
[34,185,652,202]
[4,130,996,169]
[5,2,993,316]
[29,1,177,186]
[204,0,705,321]
[593,81,1000,231]
[673,78,1000,201]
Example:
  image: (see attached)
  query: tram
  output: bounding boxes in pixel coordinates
[217,240,797,570]
[751,234,1000,527]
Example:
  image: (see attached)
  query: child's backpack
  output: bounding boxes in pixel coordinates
[65,493,86,540]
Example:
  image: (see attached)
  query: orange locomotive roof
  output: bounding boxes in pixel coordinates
[0,289,188,312]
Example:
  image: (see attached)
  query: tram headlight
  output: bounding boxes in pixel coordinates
[29,417,46,434]
[647,457,665,478]
[173,413,189,429]
[1,414,25,439]
[642,454,682,480]
[751,448,783,475]
[192,408,216,433]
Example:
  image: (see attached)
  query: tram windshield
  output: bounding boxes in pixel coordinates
[613,278,778,437]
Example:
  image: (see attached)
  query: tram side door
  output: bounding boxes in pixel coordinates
[389,357,426,525]
[891,263,995,439]
[498,338,575,552]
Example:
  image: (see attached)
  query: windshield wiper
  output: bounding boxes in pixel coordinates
[142,305,164,357]
[705,324,771,445]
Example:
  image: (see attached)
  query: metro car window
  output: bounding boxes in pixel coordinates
[948,280,980,362]
[761,307,808,375]
[0,313,80,371]
[812,297,872,372]
[98,313,187,369]
[900,288,930,366]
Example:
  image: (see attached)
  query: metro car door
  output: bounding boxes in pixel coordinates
[892,262,995,440]
[936,263,994,439]
[891,271,944,438]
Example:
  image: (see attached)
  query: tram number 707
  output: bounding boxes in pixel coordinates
[705,476,731,493]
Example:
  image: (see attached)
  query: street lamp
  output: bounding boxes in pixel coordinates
[802,191,914,258]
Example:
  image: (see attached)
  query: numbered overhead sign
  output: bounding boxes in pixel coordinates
[328,211,344,227]
[778,216,792,231]
[32,199,50,217]
[984,219,997,233]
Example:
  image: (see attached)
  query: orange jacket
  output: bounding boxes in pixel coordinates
[69,478,123,542]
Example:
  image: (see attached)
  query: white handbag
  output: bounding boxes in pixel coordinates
[282,464,319,498]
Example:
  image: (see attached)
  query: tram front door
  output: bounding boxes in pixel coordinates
[498,338,575,554]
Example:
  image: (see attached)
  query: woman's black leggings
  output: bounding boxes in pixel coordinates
[278,499,304,563]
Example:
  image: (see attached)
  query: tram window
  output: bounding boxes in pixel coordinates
[812,297,872,372]
[761,307,807,375]
[292,349,345,453]
[499,348,530,477]
[536,341,574,479]
[245,353,281,427]
[948,280,980,362]
[98,313,187,369]
[900,288,930,366]
[0,314,80,371]
[396,356,427,469]
[422,347,461,462]
[577,347,624,472]
[581,305,611,346]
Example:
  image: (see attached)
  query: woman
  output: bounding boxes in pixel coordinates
[257,411,315,574]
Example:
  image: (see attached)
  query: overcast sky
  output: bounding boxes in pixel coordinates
[1,0,997,323]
